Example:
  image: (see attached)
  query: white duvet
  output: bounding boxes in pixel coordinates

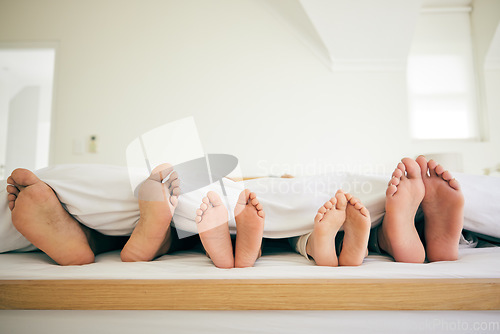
[0,164,499,253]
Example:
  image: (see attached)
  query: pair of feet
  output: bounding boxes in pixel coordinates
[195,190,265,268]
[306,190,371,266]
[378,156,464,263]
[6,164,180,265]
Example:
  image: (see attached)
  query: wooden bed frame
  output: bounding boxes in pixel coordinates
[2,278,500,310]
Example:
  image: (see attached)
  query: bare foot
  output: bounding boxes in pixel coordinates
[121,164,179,262]
[306,190,347,266]
[196,191,234,268]
[234,189,265,268]
[6,169,95,265]
[417,156,464,262]
[339,194,371,266]
[378,158,426,263]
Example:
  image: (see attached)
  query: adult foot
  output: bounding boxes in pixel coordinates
[7,169,94,265]
[378,158,426,263]
[338,194,371,266]
[196,191,234,268]
[416,156,464,262]
[306,190,347,266]
[121,164,179,262]
[234,189,265,268]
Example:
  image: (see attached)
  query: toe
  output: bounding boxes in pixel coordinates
[200,202,209,211]
[389,176,400,187]
[435,164,445,175]
[324,200,333,209]
[360,206,370,217]
[318,206,327,214]
[335,190,347,210]
[237,189,250,205]
[170,196,178,207]
[257,210,265,218]
[392,168,403,179]
[449,178,461,190]
[441,170,453,181]
[402,158,421,179]
[6,185,19,196]
[428,159,438,176]
[171,187,181,197]
[416,155,429,178]
[314,213,323,223]
[207,191,223,206]
[348,196,360,205]
[386,184,397,196]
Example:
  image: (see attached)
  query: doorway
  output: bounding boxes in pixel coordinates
[0,48,55,179]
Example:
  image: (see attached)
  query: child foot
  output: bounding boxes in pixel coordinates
[339,194,371,266]
[306,190,347,266]
[378,158,426,263]
[7,169,95,265]
[121,164,179,262]
[196,191,234,268]
[234,189,265,268]
[417,156,464,262]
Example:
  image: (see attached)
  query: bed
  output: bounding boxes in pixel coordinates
[1,238,500,311]
[1,164,500,334]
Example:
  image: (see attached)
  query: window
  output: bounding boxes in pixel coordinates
[407,9,478,140]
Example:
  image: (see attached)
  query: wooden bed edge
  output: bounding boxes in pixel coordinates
[1,278,499,310]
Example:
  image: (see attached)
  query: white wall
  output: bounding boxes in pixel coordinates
[0,0,498,176]
[4,87,40,175]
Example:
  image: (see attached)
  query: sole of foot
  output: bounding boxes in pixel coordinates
[378,158,426,263]
[416,155,464,262]
[339,193,371,266]
[121,164,179,262]
[234,189,265,268]
[306,189,347,267]
[7,168,94,265]
[196,191,234,269]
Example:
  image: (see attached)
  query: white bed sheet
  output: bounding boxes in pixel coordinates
[1,245,499,280]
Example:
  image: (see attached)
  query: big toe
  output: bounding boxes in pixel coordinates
[416,155,429,178]
[10,168,40,187]
[207,191,223,206]
[335,190,347,210]
[401,158,422,179]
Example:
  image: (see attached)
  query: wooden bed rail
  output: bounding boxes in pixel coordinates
[1,278,499,310]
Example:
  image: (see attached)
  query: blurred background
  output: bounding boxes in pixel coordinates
[0,0,499,178]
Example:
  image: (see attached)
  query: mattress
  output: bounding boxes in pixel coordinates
[1,240,499,280]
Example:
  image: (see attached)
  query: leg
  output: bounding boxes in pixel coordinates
[416,156,464,262]
[121,164,179,262]
[234,189,265,268]
[338,193,371,266]
[195,191,234,268]
[6,169,95,265]
[305,190,347,266]
[377,158,426,263]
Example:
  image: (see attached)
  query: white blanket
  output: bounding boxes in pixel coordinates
[0,164,499,253]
